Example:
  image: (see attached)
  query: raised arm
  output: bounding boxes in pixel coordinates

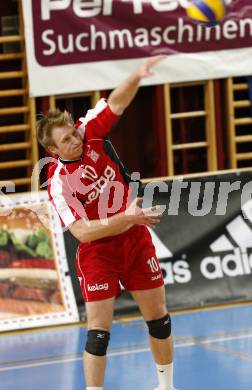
[108,55,166,115]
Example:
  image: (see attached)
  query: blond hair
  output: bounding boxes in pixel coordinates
[37,109,74,149]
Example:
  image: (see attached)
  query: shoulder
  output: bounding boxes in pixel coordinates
[47,160,67,194]
[48,160,61,177]
[77,99,117,129]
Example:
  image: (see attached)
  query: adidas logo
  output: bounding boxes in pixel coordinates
[200,214,252,280]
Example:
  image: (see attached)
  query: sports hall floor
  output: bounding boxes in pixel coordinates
[0,304,252,389]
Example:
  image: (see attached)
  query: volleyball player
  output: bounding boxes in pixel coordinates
[37,55,175,390]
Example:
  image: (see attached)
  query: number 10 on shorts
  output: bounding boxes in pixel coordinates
[147,257,159,273]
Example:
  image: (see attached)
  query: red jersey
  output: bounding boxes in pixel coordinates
[47,99,132,228]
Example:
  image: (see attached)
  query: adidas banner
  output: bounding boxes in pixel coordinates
[64,170,252,316]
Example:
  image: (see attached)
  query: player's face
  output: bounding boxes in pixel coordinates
[49,125,83,160]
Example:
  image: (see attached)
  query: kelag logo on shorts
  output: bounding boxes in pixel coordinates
[31,0,251,67]
[87,283,109,292]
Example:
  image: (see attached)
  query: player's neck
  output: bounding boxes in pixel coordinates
[59,153,82,162]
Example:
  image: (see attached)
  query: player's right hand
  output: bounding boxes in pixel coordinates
[125,197,164,228]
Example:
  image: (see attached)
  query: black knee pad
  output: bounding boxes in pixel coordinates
[85,329,110,356]
[146,313,171,340]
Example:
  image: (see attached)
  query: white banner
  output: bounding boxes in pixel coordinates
[22,0,252,97]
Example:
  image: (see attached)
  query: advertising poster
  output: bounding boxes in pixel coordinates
[22,0,252,96]
[0,192,79,331]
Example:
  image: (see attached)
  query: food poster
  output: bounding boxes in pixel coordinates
[0,193,79,331]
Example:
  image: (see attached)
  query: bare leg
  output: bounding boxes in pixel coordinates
[131,286,173,364]
[84,297,115,387]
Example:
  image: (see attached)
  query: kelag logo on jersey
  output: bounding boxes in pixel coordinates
[83,165,116,205]
[72,164,116,205]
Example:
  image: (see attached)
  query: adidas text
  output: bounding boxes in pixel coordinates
[200,248,252,279]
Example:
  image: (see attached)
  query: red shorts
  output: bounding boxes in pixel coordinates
[76,225,164,302]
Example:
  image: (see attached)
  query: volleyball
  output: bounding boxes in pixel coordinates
[186,0,226,27]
